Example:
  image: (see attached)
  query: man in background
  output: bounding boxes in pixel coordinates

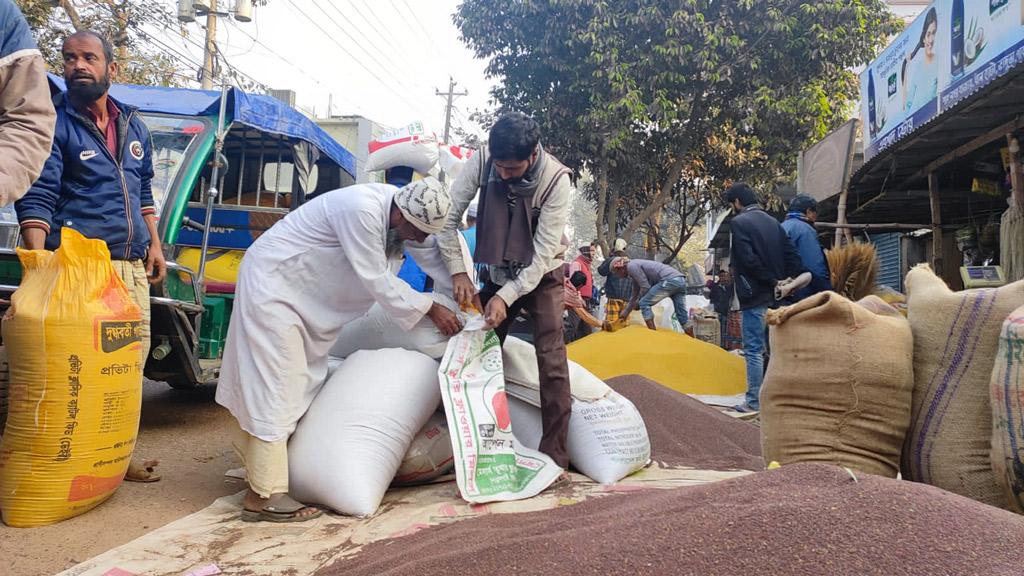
[724,183,805,413]
[598,238,631,328]
[706,269,735,349]
[611,256,689,331]
[781,195,832,300]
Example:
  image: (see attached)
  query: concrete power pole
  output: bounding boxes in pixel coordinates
[436,77,467,182]
[201,0,219,90]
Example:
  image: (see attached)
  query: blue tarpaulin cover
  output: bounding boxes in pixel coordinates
[49,75,356,176]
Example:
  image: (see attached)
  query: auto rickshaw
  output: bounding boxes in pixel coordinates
[0,79,357,391]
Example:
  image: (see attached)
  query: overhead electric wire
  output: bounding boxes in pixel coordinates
[339,0,433,90]
[306,0,432,104]
[282,0,429,116]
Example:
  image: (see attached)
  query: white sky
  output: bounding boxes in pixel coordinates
[155,0,497,137]
[149,1,923,144]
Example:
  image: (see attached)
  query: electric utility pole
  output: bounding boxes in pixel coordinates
[201,0,218,90]
[436,77,467,182]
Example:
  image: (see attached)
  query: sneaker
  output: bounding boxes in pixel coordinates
[732,402,759,414]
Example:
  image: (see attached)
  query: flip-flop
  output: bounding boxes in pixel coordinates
[125,460,161,483]
[241,494,323,523]
[546,471,572,491]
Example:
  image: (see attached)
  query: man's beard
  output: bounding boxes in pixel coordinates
[66,73,111,106]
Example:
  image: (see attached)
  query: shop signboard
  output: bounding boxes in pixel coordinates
[860,0,1024,162]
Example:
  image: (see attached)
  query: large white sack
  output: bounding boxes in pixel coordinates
[507,392,650,485]
[438,144,474,182]
[502,336,651,483]
[365,121,439,174]
[502,336,608,402]
[331,293,459,359]
[393,412,454,486]
[288,349,440,517]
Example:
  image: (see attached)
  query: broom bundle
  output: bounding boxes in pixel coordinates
[826,242,879,301]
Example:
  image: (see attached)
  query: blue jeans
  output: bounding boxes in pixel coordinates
[741,305,768,409]
[639,276,689,326]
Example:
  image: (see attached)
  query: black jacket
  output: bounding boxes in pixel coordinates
[729,205,805,310]
[708,281,734,316]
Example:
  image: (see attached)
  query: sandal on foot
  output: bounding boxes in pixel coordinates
[125,459,161,483]
[241,494,323,523]
[547,471,572,491]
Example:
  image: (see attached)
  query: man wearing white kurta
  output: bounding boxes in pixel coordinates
[216,178,460,523]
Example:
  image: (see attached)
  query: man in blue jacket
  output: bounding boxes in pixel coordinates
[16,30,165,481]
[780,195,832,300]
[724,183,805,413]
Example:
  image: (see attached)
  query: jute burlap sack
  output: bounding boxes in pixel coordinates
[903,265,1024,509]
[760,292,913,478]
[990,304,1024,513]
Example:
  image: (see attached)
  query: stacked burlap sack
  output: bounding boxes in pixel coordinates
[762,265,1024,513]
[760,291,913,478]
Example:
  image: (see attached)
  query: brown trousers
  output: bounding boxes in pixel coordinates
[480,268,571,468]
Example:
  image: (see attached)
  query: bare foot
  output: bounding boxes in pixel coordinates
[125,459,161,482]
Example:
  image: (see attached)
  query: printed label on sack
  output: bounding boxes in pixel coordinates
[98,320,142,353]
[439,315,562,503]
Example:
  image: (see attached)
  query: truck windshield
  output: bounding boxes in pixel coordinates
[141,114,207,216]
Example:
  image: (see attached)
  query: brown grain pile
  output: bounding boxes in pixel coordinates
[607,374,763,471]
[321,463,1024,576]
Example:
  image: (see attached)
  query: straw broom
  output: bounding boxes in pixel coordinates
[826,242,879,301]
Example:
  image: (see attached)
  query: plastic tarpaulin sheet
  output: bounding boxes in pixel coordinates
[57,465,748,576]
[47,75,356,177]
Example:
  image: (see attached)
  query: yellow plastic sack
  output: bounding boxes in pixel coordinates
[0,228,143,527]
[176,247,243,284]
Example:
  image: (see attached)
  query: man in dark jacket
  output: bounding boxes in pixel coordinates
[781,195,832,300]
[706,270,734,348]
[17,30,165,481]
[724,183,805,412]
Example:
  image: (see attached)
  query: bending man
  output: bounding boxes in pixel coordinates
[611,257,689,331]
[216,179,461,522]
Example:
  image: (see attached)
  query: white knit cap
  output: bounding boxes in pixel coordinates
[394,177,451,235]
[613,238,627,251]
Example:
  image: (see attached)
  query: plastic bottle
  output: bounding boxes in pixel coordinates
[951,0,965,78]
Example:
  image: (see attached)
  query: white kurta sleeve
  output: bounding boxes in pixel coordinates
[331,206,434,331]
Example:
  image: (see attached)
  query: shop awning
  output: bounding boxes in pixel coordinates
[826,62,1024,227]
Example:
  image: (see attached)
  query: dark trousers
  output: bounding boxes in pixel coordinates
[479,268,571,468]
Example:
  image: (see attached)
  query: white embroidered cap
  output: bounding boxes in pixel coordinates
[394,177,452,235]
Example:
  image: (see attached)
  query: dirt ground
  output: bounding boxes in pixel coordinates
[0,380,242,576]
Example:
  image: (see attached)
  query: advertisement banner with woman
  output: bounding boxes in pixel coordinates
[861,0,1024,161]
[860,4,944,161]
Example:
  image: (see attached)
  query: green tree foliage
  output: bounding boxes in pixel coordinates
[455,0,902,253]
[16,0,184,86]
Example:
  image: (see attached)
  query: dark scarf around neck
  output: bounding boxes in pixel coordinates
[474,146,549,274]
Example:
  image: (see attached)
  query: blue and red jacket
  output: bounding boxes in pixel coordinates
[16,92,155,260]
